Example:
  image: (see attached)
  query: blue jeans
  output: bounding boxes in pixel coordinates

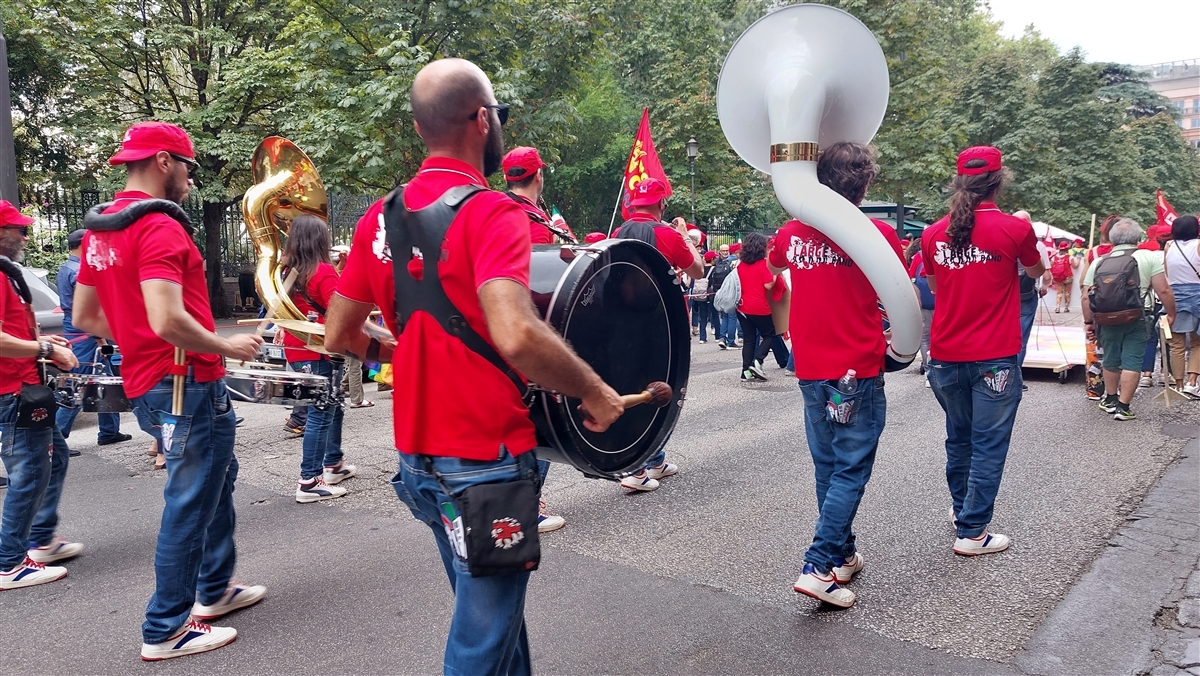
[719,310,739,345]
[130,377,239,643]
[0,394,72,571]
[392,449,539,676]
[1142,314,1160,372]
[1017,294,1037,366]
[928,357,1023,538]
[693,300,713,341]
[55,332,122,441]
[294,359,345,479]
[796,376,885,572]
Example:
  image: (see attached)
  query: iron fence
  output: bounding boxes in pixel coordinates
[17,187,376,278]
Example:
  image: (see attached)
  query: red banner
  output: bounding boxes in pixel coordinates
[620,108,672,220]
[1156,189,1178,226]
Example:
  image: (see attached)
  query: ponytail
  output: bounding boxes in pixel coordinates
[946,169,1006,250]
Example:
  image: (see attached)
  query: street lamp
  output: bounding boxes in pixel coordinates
[686,137,699,225]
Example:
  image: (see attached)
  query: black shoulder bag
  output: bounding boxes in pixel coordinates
[0,256,58,429]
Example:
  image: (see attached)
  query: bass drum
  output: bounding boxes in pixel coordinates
[528,239,690,479]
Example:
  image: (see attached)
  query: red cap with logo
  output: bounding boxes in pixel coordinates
[502,147,546,181]
[583,232,606,244]
[956,146,1003,176]
[629,177,669,207]
[0,200,35,227]
[109,121,195,166]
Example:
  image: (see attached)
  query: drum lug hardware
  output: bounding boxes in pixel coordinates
[558,246,576,262]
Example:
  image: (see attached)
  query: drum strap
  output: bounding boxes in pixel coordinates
[383,184,529,400]
[84,199,194,236]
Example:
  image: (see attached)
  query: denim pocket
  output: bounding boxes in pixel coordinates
[212,388,234,417]
[0,422,14,458]
[821,382,860,426]
[976,360,1019,398]
[151,411,193,460]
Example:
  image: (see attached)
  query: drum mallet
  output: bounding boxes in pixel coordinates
[171,346,185,415]
[620,381,673,410]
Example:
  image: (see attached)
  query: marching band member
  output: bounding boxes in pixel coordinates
[71,122,267,659]
[282,215,357,503]
[921,146,1045,557]
[612,177,702,492]
[503,146,575,245]
[768,142,904,608]
[324,58,622,676]
[0,200,81,590]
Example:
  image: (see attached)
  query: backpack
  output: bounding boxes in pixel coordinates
[691,267,711,298]
[712,264,741,313]
[1087,251,1145,325]
[1050,254,1072,282]
[914,263,935,310]
[709,256,733,289]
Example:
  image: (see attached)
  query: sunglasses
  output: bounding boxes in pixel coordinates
[468,103,510,126]
[169,153,199,179]
[3,226,30,237]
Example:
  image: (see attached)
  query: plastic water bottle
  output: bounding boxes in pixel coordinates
[836,369,857,394]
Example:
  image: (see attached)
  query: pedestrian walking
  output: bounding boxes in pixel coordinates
[1163,215,1200,395]
[734,232,779,381]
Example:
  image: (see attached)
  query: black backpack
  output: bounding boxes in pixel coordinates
[1088,251,1145,325]
[709,256,733,289]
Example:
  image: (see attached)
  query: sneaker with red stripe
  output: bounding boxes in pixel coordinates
[0,556,68,590]
[192,582,267,620]
[140,618,237,661]
[953,531,1011,556]
[793,563,856,608]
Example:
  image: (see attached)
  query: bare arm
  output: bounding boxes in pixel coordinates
[324,293,397,364]
[926,274,936,294]
[671,218,705,279]
[141,280,262,359]
[71,283,114,340]
[0,330,77,369]
[480,279,623,432]
[1024,259,1047,279]
[1152,273,1176,323]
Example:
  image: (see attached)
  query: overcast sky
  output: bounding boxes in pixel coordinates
[984,0,1197,66]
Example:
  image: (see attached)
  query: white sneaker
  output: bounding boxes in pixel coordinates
[323,462,357,485]
[644,462,678,481]
[619,472,660,492]
[748,362,768,380]
[140,618,237,661]
[191,583,267,621]
[924,378,931,388]
[1183,383,1200,397]
[537,500,566,533]
[953,531,1011,556]
[832,553,865,584]
[793,563,855,608]
[1138,375,1152,388]
[28,537,84,563]
[296,478,347,503]
[0,556,68,590]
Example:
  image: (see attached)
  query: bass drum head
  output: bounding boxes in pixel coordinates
[531,239,690,479]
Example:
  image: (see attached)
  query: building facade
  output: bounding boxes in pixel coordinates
[1139,60,1200,148]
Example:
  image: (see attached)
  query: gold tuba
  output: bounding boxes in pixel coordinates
[242,137,329,346]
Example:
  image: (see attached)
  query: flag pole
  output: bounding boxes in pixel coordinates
[606,180,624,237]
[1087,213,1096,249]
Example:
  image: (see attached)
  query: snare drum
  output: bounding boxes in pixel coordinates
[225,368,327,406]
[55,373,133,413]
[528,239,690,479]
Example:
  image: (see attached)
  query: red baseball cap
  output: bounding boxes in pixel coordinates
[0,200,35,227]
[109,121,195,166]
[729,242,742,254]
[1056,240,1070,249]
[703,250,717,262]
[583,232,607,244]
[1148,224,1171,241]
[629,177,670,207]
[502,147,546,181]
[956,146,1002,176]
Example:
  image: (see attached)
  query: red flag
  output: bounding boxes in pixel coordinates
[620,108,672,220]
[1156,189,1179,227]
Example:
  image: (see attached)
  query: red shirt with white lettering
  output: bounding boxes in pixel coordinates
[615,213,695,270]
[75,191,224,398]
[736,259,776,315]
[921,203,1040,362]
[0,278,39,395]
[335,157,535,460]
[769,218,905,380]
[283,262,339,363]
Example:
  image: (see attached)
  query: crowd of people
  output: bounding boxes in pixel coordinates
[0,53,1196,676]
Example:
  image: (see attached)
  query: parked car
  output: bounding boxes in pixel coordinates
[21,266,64,332]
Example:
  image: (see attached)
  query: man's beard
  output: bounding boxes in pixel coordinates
[0,233,24,261]
[483,121,505,178]
[165,173,191,204]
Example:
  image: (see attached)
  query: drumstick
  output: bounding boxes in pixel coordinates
[172,346,185,415]
[237,269,298,367]
[619,381,673,409]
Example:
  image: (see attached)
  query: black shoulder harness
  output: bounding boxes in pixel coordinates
[84,199,194,236]
[0,255,32,305]
[384,184,528,399]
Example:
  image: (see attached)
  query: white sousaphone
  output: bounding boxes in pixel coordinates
[717,3,920,365]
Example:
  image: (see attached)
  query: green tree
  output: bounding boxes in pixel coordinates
[1128,113,1200,221]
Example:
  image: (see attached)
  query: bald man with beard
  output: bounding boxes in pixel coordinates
[324,59,623,674]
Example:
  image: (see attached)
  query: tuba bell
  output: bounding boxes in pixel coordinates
[242,136,329,346]
[717,4,921,365]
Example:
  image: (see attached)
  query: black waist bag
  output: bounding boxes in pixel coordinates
[458,478,541,577]
[17,384,58,429]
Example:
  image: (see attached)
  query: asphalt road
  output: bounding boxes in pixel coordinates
[2,320,1195,674]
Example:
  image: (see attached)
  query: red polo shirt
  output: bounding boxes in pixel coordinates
[0,278,39,395]
[614,213,695,270]
[736,259,776,315]
[921,203,1040,362]
[769,218,905,380]
[335,157,536,459]
[76,191,224,398]
[509,193,556,245]
[283,262,339,363]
